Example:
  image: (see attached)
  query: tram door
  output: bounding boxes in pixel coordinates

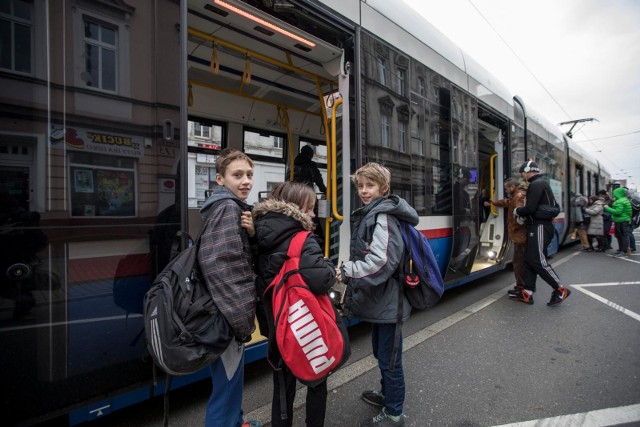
[471,122,506,272]
[185,1,351,344]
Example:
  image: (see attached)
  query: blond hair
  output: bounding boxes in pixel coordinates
[352,162,391,196]
[215,148,254,176]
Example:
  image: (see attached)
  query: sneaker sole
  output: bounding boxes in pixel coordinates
[361,395,384,407]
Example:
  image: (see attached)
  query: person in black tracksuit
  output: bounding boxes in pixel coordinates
[253,181,337,427]
[512,161,571,306]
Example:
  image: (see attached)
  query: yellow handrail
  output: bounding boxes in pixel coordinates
[330,98,343,221]
[490,153,498,216]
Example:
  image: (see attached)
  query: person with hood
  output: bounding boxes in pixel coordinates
[604,186,633,257]
[293,144,327,194]
[294,145,327,243]
[338,162,419,427]
[197,148,260,427]
[253,181,337,427]
[572,193,592,251]
[585,195,606,251]
[512,160,571,306]
[487,177,528,294]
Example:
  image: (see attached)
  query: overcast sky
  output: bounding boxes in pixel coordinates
[403,0,640,190]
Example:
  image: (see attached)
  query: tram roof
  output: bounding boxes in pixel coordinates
[356,0,514,118]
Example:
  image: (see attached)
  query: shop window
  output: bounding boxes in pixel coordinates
[69,153,136,217]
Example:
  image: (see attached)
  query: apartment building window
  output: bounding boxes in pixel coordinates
[194,122,210,138]
[418,76,426,96]
[399,121,406,153]
[0,0,32,73]
[377,57,388,86]
[381,114,391,148]
[396,69,406,96]
[84,18,117,91]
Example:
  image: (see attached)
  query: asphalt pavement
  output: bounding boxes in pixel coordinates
[71,231,640,427]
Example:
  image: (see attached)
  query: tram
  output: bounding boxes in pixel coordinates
[0,0,610,425]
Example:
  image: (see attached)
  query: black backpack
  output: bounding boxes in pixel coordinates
[143,229,232,376]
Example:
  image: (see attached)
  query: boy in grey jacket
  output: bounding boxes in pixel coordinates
[338,163,418,427]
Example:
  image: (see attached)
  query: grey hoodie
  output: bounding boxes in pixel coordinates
[342,195,419,323]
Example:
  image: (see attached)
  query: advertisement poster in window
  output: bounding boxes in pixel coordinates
[71,166,135,217]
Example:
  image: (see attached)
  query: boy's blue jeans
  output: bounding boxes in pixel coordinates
[372,323,405,416]
[205,349,245,427]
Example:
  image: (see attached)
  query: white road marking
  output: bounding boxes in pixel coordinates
[492,403,640,427]
[571,281,640,322]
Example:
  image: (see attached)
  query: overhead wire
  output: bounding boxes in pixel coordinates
[468,0,628,179]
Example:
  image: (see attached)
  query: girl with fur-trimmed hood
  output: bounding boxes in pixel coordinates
[253,181,336,427]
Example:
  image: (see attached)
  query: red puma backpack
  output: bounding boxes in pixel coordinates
[265,231,350,386]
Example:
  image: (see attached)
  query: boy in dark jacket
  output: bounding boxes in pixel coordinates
[253,181,337,427]
[198,148,259,427]
[338,163,418,427]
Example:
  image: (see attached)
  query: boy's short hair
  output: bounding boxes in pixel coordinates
[352,162,391,196]
[215,148,253,176]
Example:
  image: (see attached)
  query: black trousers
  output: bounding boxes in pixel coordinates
[523,222,561,292]
[271,364,327,427]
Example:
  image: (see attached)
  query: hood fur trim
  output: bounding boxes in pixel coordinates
[252,199,315,231]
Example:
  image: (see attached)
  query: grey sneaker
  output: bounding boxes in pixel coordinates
[361,390,385,407]
[360,408,406,426]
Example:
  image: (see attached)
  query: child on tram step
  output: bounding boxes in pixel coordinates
[252,181,337,427]
[486,177,528,294]
[198,148,261,427]
[337,162,419,427]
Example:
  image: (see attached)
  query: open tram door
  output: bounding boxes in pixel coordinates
[470,119,507,273]
[185,0,351,260]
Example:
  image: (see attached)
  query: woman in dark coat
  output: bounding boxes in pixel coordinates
[253,181,336,427]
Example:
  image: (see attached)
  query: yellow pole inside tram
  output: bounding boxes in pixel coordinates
[490,153,498,217]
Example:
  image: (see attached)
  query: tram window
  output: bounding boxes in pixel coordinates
[188,118,224,151]
[299,140,327,167]
[243,128,286,161]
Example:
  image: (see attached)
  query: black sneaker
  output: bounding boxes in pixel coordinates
[359,408,406,427]
[548,286,571,306]
[361,390,384,407]
[509,289,534,305]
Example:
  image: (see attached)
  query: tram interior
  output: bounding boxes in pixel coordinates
[186,0,347,236]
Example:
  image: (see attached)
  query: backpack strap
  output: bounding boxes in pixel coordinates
[287,230,311,259]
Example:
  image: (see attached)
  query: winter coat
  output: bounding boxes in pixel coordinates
[585,200,605,236]
[515,174,557,224]
[293,153,326,193]
[341,195,419,323]
[604,187,633,223]
[252,199,336,357]
[491,185,527,245]
[198,186,256,343]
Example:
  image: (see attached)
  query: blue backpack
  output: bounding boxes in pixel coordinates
[397,220,445,310]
